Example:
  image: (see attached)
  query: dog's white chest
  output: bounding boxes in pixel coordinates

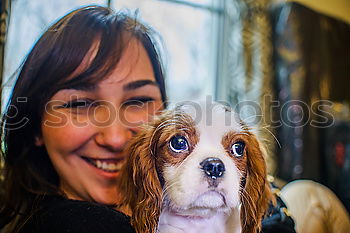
[157,209,241,233]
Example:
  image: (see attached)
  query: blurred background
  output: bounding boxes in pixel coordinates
[0,0,349,213]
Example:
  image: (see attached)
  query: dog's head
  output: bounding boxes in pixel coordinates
[119,102,273,233]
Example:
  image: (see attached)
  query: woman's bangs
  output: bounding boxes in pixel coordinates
[55,15,135,91]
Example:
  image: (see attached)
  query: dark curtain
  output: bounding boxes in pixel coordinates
[272,2,350,212]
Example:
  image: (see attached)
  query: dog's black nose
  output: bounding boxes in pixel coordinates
[200,158,225,179]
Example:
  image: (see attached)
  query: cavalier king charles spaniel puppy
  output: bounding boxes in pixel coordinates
[118,101,273,233]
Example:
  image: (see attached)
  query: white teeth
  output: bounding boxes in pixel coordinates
[101,162,108,170]
[91,159,123,172]
[108,163,117,170]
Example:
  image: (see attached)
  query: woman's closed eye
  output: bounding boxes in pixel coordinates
[54,99,101,115]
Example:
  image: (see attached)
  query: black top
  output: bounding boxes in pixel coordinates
[18,196,135,233]
[14,192,294,233]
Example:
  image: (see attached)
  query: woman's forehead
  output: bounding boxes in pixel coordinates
[64,36,155,88]
[99,38,156,85]
[51,37,158,98]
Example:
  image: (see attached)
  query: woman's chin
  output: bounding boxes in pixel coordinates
[92,189,122,206]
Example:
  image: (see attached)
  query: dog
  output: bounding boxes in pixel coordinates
[118,101,273,233]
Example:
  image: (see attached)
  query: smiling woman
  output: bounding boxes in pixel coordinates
[0,5,166,233]
[38,38,163,205]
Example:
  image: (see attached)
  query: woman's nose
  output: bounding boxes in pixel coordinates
[94,117,133,151]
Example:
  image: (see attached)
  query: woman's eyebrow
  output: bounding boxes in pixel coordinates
[123,80,158,91]
[66,82,97,92]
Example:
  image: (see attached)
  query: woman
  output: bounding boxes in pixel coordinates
[0,5,298,233]
[0,5,165,232]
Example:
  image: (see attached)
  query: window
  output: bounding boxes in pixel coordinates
[2,0,108,106]
[3,0,222,105]
[113,0,222,103]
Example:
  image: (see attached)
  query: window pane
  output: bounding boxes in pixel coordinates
[3,0,219,105]
[3,0,107,105]
[159,0,215,8]
[114,0,219,103]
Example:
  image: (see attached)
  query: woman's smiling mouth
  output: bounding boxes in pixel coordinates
[81,156,124,173]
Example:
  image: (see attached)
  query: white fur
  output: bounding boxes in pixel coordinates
[157,103,245,233]
[158,207,241,233]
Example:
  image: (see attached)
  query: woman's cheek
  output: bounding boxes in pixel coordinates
[42,112,93,147]
[122,101,164,131]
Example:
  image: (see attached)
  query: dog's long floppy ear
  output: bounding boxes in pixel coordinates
[240,135,274,233]
[118,116,166,233]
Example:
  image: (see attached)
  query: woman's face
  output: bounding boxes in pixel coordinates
[37,39,163,205]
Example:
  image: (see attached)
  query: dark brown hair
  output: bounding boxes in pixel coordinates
[0,5,166,231]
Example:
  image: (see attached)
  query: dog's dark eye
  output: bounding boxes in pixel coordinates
[231,141,245,157]
[169,135,189,153]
